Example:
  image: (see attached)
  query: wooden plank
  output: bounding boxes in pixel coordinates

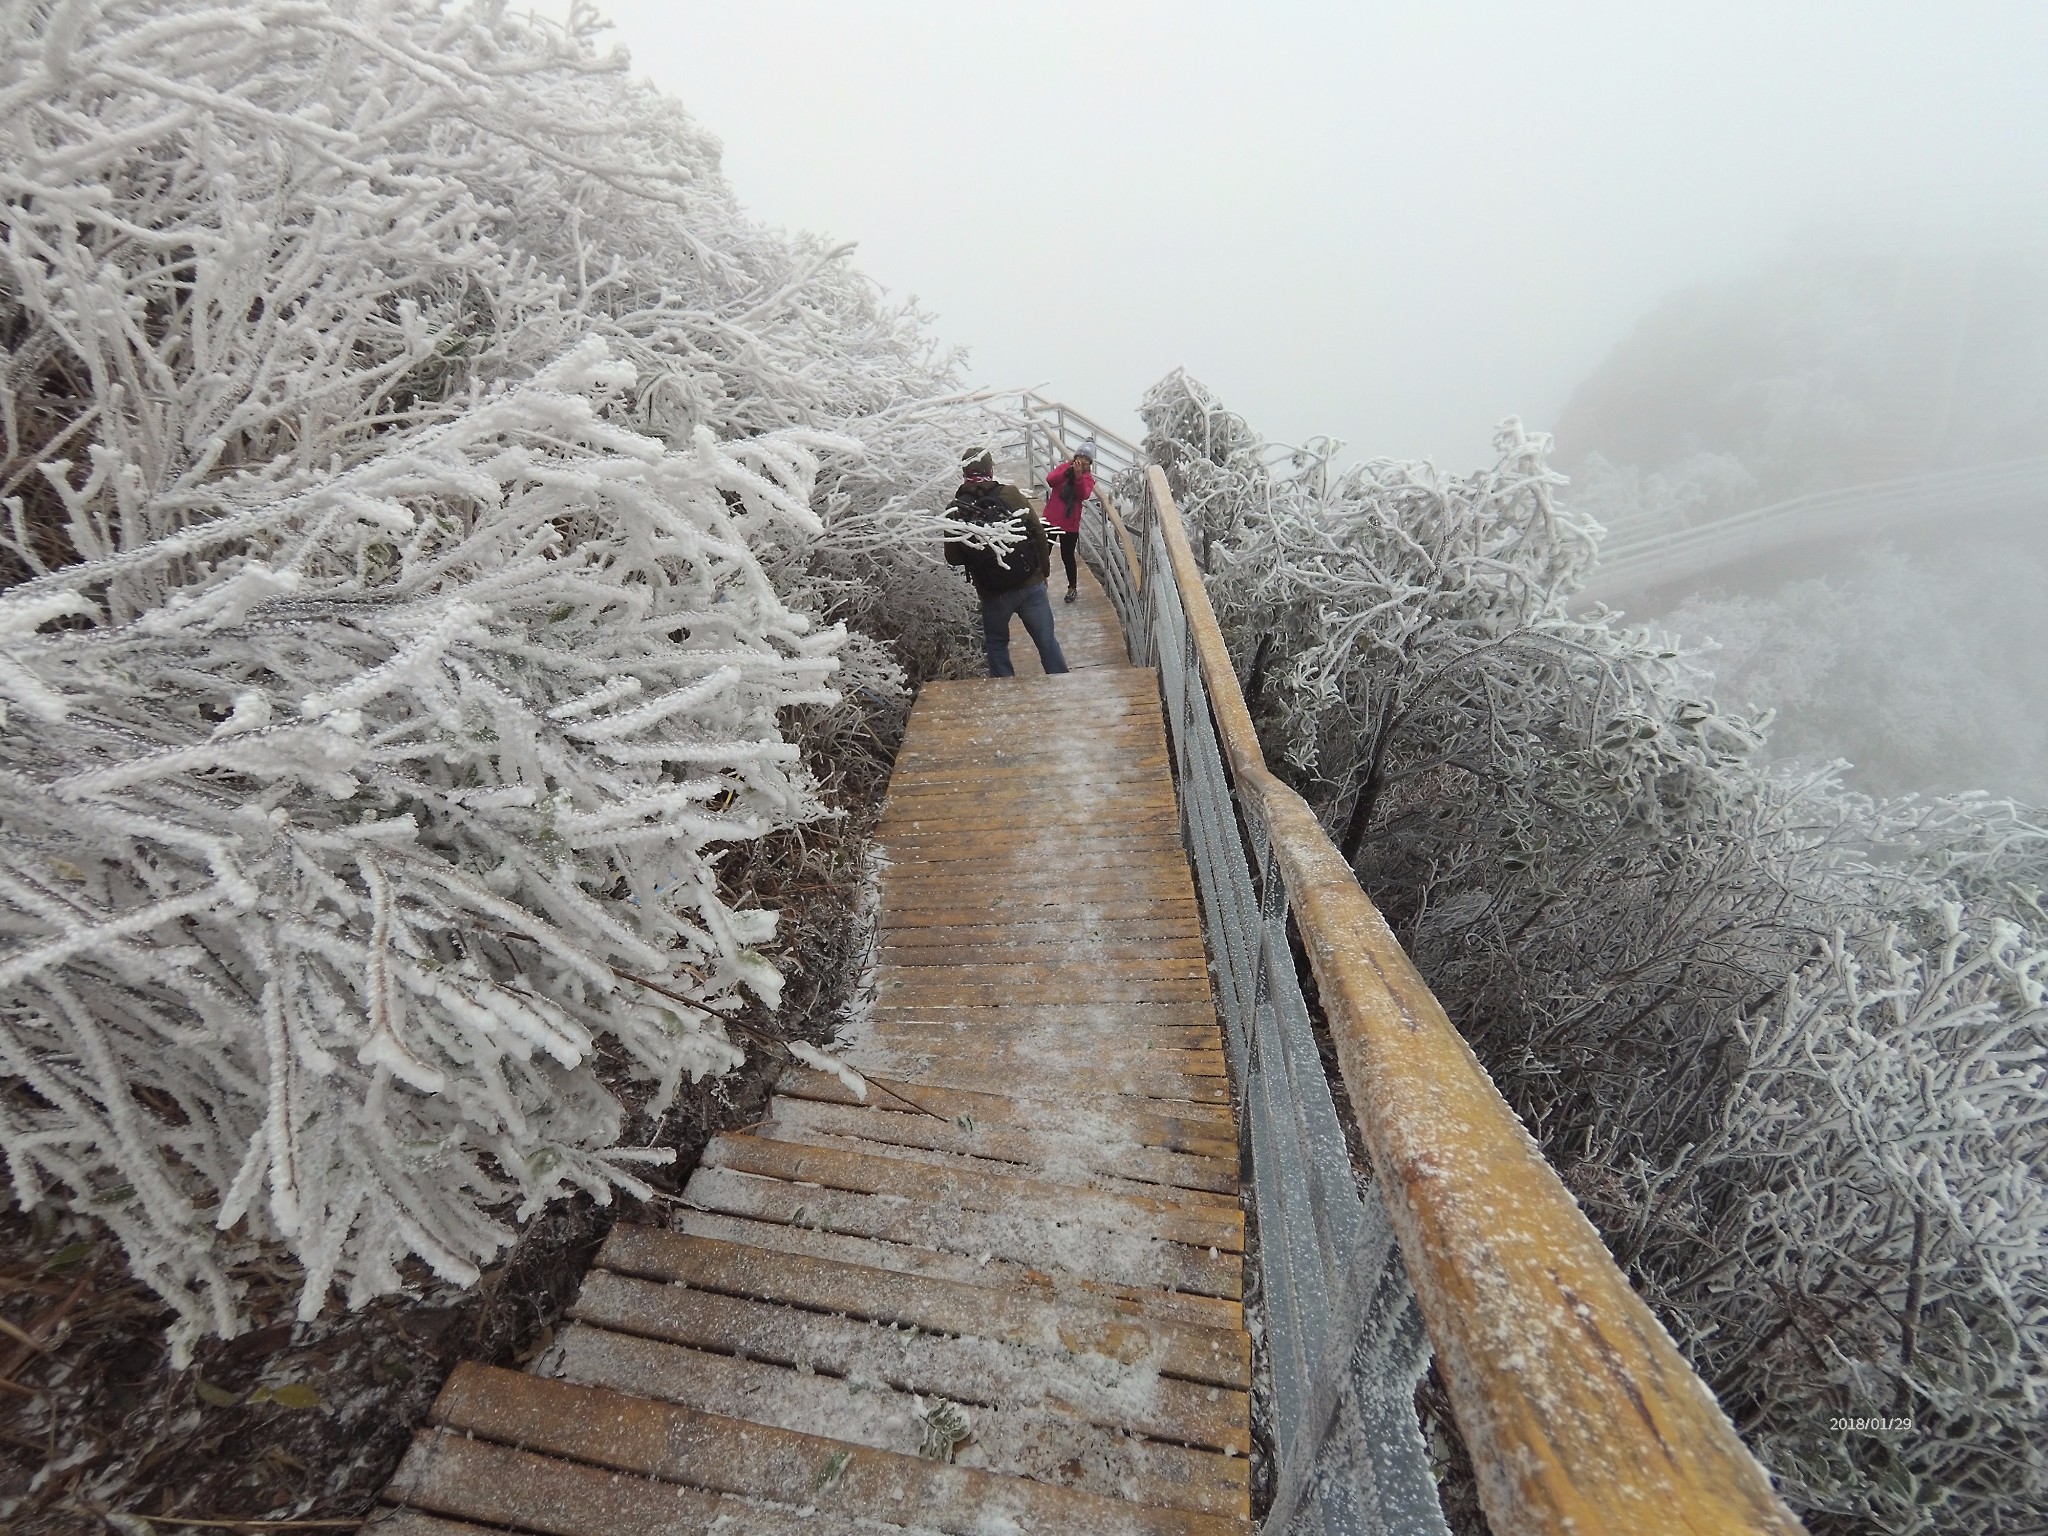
[917,694,1151,718]
[914,683,1155,713]
[565,1277,1250,1451]
[596,1227,1249,1387]
[857,1014,1221,1051]
[879,840,1188,865]
[891,731,1161,756]
[385,1429,850,1536]
[876,822,1181,851]
[761,1097,1238,1196]
[893,750,1169,778]
[897,720,1158,742]
[847,1040,1228,1089]
[872,798,1179,823]
[880,868,1196,888]
[427,1366,1248,1536]
[874,884,1196,908]
[882,798,1163,822]
[915,672,1151,700]
[915,671,1152,700]
[912,696,1156,721]
[881,779,1169,810]
[836,1049,1231,1104]
[776,1066,1238,1147]
[668,1209,1244,1332]
[868,995,1218,1022]
[547,1325,1249,1515]
[843,1043,1228,1083]
[916,675,1151,702]
[878,872,1198,903]
[875,838,1186,868]
[878,894,1201,926]
[682,1168,1242,1298]
[700,1135,1243,1252]
[866,984,1221,1012]
[864,999,1217,1021]
[880,918,1208,953]
[880,936,1210,965]
[753,1120,1237,1209]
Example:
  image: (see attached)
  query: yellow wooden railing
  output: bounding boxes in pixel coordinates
[1127,463,1805,1536]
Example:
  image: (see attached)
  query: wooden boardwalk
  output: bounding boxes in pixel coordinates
[373,565,1251,1535]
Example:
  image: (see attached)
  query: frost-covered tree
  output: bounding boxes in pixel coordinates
[1143,371,2048,1534]
[0,0,990,1355]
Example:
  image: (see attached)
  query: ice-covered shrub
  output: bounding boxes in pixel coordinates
[1143,371,2048,1533]
[0,0,988,1352]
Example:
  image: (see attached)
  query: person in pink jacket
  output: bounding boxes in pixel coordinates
[1042,440,1098,604]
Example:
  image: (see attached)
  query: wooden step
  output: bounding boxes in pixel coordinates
[777,1067,1238,1148]
[545,1325,1248,1513]
[666,1209,1243,1331]
[594,1229,1248,1385]
[699,1135,1243,1250]
[404,1369,1246,1535]
[760,1096,1239,1196]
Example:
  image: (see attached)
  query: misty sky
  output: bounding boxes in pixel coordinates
[535,2,2048,467]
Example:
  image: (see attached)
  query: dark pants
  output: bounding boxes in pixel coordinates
[979,580,1069,677]
[1056,530,1079,590]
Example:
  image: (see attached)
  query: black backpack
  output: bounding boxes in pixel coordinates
[949,481,1040,593]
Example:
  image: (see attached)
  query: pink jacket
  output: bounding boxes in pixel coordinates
[1043,460,1095,534]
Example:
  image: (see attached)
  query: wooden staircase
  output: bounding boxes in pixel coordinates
[370,564,1253,1535]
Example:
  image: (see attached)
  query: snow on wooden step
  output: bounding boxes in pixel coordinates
[594,1228,1249,1386]
[666,1209,1244,1332]
[858,1014,1222,1052]
[385,1426,955,1535]
[698,1134,1243,1251]
[822,1050,1232,1108]
[759,1097,1239,1198]
[423,1367,1248,1536]
[744,1123,1236,1212]
[542,1325,1249,1515]
[775,1067,1238,1152]
[680,1168,1242,1298]
[879,922,1208,960]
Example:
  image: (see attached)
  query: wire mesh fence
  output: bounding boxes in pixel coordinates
[1079,476,1450,1536]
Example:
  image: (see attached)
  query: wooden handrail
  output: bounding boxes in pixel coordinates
[1142,464,1805,1536]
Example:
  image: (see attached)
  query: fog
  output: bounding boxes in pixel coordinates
[528,0,2048,801]
[533,1,2048,466]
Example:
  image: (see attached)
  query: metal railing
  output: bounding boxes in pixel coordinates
[1083,481,1444,1536]
[1005,390,1146,492]
[1057,420,1807,1534]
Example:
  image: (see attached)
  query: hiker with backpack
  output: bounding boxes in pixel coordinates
[1042,440,1099,604]
[944,450,1069,678]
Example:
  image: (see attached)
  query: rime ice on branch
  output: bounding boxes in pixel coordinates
[1142,371,2048,1536]
[0,0,988,1354]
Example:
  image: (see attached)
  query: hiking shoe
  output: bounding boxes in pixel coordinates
[1063,586,1077,604]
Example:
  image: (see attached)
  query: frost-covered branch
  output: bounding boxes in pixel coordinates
[0,0,993,1355]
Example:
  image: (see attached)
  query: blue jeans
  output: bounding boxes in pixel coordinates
[980,580,1069,677]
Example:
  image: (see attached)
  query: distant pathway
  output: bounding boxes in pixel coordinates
[369,560,1253,1533]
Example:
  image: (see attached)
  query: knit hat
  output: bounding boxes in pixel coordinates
[962,449,994,477]
[1074,439,1100,463]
